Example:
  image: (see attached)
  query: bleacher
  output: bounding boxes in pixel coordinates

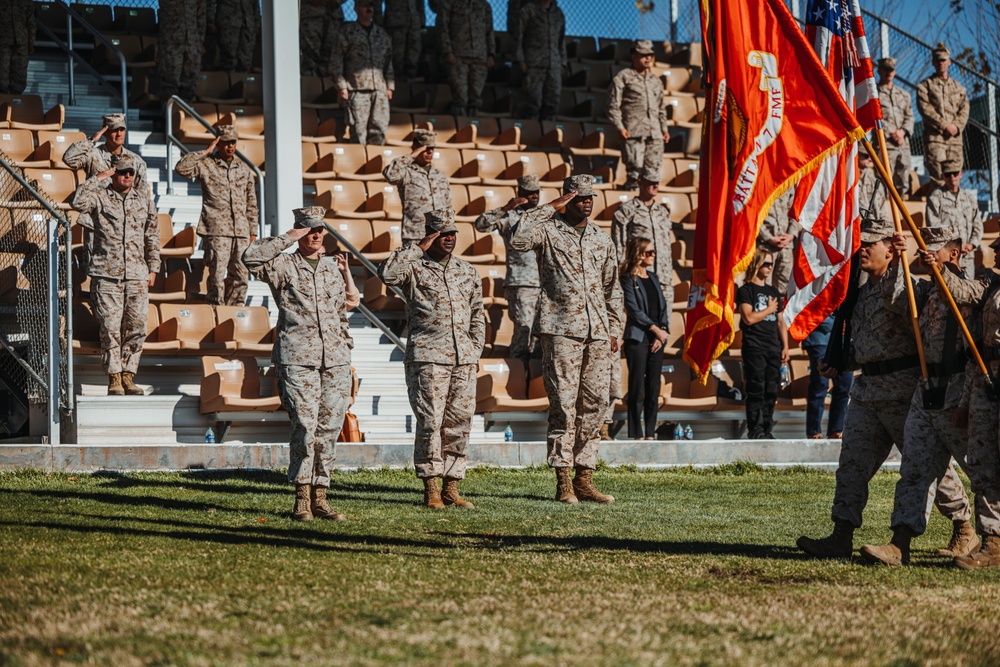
[6,1,998,446]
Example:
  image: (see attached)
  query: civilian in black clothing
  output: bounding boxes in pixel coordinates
[737,247,790,439]
[620,237,670,439]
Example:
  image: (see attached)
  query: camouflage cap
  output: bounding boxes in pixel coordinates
[563,174,595,197]
[920,225,962,251]
[292,206,327,228]
[860,217,895,243]
[933,42,950,61]
[216,124,239,142]
[632,40,655,56]
[942,159,963,175]
[517,174,541,192]
[877,57,896,71]
[638,167,662,184]
[425,209,458,234]
[112,153,138,172]
[412,129,436,149]
[102,113,127,130]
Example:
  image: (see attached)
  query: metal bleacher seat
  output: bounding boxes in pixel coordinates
[34,130,87,168]
[199,355,282,415]
[214,306,275,354]
[0,129,48,167]
[158,303,237,353]
[0,94,64,132]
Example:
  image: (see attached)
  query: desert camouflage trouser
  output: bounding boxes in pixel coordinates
[157,39,202,101]
[965,370,1000,536]
[504,285,540,360]
[448,56,488,113]
[217,18,257,72]
[923,136,963,183]
[891,380,973,534]
[0,43,30,94]
[831,395,969,528]
[387,24,422,79]
[278,364,352,488]
[406,362,477,479]
[621,135,664,183]
[202,235,250,306]
[540,334,613,470]
[347,90,390,146]
[90,277,149,375]
[523,65,561,120]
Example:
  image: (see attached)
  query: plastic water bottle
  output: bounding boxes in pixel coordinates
[780,364,791,389]
[205,427,216,443]
[673,423,684,440]
[684,424,694,440]
[504,423,514,442]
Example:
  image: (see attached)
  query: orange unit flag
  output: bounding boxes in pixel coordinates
[683,0,865,381]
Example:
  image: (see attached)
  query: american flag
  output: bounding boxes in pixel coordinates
[783,0,882,340]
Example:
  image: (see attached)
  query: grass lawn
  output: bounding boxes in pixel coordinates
[2,464,1000,666]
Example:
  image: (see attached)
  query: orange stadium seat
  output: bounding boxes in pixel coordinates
[365,144,410,173]
[22,167,77,209]
[540,120,587,151]
[0,94,64,131]
[414,114,477,149]
[459,185,516,221]
[368,220,402,261]
[70,301,102,355]
[314,181,375,219]
[0,129,47,167]
[434,147,479,184]
[384,112,417,147]
[328,143,381,181]
[214,306,275,354]
[661,363,717,409]
[173,102,220,144]
[199,355,282,414]
[476,358,548,413]
[158,303,237,353]
[148,269,188,302]
[566,35,598,61]
[217,105,265,139]
[74,3,115,32]
[158,214,196,260]
[454,221,498,263]
[34,130,87,168]
[301,108,342,143]
[115,6,157,35]
[363,275,405,311]
[143,304,183,354]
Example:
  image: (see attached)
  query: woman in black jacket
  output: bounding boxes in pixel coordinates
[620,237,671,439]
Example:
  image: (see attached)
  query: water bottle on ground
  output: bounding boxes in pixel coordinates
[684,424,694,440]
[504,423,514,442]
[205,427,216,443]
[673,423,684,440]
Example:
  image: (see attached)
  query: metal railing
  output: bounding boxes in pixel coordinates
[164,96,266,238]
[0,153,75,444]
[321,222,407,353]
[34,0,129,116]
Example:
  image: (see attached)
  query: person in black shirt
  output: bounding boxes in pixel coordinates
[736,247,790,438]
[620,237,670,439]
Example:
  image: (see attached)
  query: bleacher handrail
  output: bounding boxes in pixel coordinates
[164,95,266,238]
[0,151,76,441]
[62,1,129,118]
[33,1,127,114]
[322,221,407,353]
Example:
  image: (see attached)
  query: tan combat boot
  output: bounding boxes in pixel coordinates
[311,486,346,521]
[954,534,1000,570]
[107,372,124,396]
[120,371,144,396]
[441,477,475,508]
[555,467,579,504]
[573,467,615,504]
[860,526,914,566]
[796,520,855,559]
[599,423,611,440]
[423,477,445,509]
[292,484,313,521]
[936,519,980,558]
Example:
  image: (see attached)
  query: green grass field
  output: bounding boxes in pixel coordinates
[2,465,1000,666]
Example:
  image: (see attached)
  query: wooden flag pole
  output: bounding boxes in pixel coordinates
[873,125,928,383]
[862,137,995,388]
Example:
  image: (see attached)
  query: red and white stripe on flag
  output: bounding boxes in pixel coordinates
[784,0,882,340]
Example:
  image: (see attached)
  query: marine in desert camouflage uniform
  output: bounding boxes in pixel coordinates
[300,0,346,77]
[877,57,914,196]
[437,0,494,117]
[611,169,674,308]
[242,207,359,522]
[860,227,978,566]
[331,0,395,145]
[474,174,542,360]
[926,160,982,278]
[607,41,670,191]
[156,0,206,102]
[71,154,159,398]
[797,218,971,560]
[0,0,34,95]
[756,187,799,295]
[382,0,424,81]
[514,0,566,120]
[208,0,259,72]
[917,43,969,183]
[382,129,452,244]
[379,209,485,509]
[174,125,259,306]
[930,235,1000,569]
[510,175,623,505]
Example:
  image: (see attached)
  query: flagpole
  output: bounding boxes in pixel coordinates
[861,137,996,391]
[874,123,929,384]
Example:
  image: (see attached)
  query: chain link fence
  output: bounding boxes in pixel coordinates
[0,150,71,440]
